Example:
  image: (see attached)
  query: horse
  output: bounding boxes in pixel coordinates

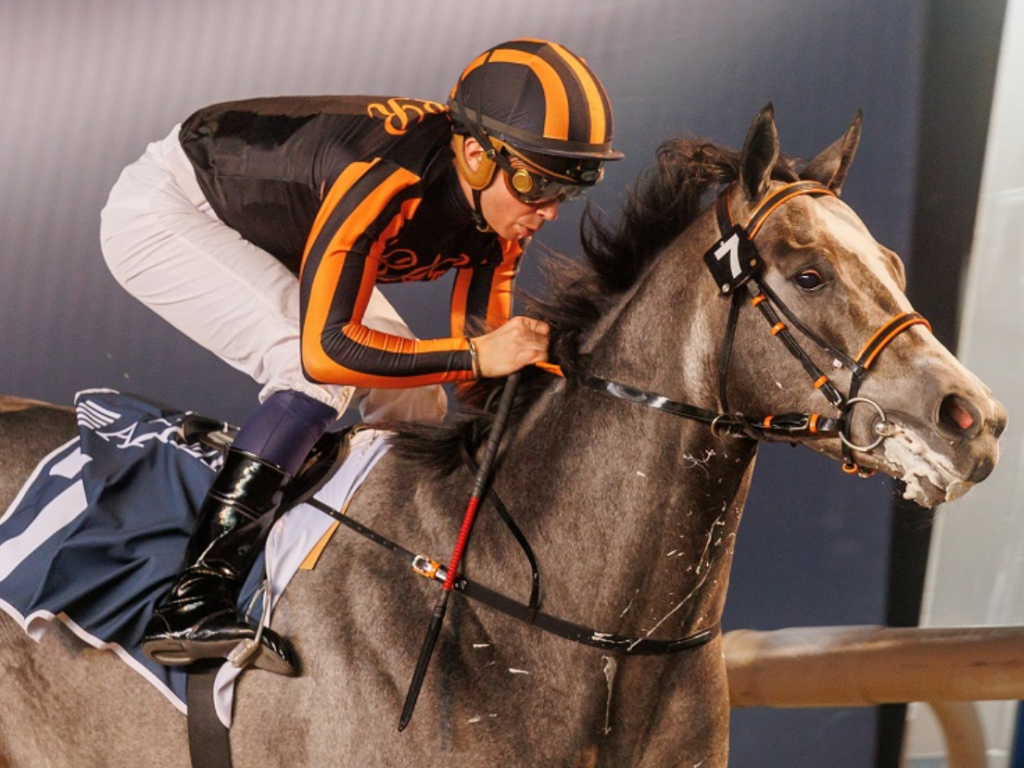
[0,105,1006,768]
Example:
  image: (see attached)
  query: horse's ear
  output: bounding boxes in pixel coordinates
[801,110,863,195]
[739,103,780,201]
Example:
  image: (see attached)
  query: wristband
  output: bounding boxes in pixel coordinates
[466,338,482,378]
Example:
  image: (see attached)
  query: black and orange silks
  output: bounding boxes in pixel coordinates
[179,96,523,389]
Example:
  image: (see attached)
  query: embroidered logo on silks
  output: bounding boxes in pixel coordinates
[377,249,472,282]
[366,98,446,136]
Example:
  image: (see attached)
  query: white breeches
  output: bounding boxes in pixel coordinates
[99,127,446,422]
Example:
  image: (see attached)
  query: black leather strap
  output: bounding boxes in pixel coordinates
[304,496,717,656]
[459,440,541,615]
[455,578,720,654]
[187,664,233,768]
[566,366,843,439]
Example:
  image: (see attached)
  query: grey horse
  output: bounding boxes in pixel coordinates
[0,106,1006,767]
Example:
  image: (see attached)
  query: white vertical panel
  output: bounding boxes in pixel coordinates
[906,0,1024,765]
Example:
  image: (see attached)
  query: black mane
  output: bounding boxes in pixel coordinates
[388,138,798,474]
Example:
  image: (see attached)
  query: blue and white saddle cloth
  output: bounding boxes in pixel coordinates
[0,389,390,726]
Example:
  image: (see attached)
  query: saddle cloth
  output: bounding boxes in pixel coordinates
[0,389,390,726]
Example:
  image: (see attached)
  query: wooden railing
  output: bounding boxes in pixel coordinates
[723,626,1024,768]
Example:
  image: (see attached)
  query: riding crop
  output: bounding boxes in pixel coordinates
[398,371,522,731]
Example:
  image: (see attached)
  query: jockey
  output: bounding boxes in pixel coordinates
[100,39,622,676]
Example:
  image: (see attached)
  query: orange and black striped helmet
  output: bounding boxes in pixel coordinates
[449,39,624,174]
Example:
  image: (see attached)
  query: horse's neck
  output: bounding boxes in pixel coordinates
[497,224,758,633]
[583,208,725,405]
[502,389,754,639]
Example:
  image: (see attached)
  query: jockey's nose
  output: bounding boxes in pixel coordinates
[537,200,560,221]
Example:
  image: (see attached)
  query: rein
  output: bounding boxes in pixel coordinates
[563,180,931,473]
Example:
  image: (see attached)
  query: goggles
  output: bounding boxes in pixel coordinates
[490,141,603,205]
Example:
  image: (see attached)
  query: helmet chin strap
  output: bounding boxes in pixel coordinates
[471,187,492,233]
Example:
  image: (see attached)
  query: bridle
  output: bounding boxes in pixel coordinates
[566,179,931,474]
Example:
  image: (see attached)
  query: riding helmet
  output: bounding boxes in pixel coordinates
[449,38,624,192]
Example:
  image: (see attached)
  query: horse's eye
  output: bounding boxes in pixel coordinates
[795,269,825,291]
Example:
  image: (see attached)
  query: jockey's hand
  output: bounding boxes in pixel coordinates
[473,316,550,378]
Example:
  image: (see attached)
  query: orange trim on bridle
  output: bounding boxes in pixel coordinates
[855,312,932,369]
[746,185,838,238]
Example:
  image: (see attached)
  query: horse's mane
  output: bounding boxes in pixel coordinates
[388,138,799,474]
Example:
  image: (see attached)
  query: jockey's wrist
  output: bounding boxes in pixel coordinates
[466,337,482,378]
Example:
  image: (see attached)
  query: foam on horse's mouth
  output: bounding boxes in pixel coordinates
[881,427,972,507]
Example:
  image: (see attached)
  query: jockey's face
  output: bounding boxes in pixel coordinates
[480,168,561,241]
[456,137,560,241]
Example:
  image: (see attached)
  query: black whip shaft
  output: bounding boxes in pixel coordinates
[397,372,521,731]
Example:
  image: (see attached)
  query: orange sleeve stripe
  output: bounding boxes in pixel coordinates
[450,268,473,338]
[303,164,416,347]
[486,276,514,330]
[304,359,472,390]
[340,325,465,357]
[485,242,521,329]
[304,160,380,264]
[301,163,421,381]
[301,250,371,378]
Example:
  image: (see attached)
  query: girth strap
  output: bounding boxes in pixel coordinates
[187,664,233,768]
[303,495,718,656]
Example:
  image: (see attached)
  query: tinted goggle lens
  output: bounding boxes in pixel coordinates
[505,167,586,204]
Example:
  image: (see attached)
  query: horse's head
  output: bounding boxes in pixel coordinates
[718,105,1006,506]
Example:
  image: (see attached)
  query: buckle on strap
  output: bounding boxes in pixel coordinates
[412,555,447,583]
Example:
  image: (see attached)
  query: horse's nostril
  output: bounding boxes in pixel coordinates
[939,394,978,436]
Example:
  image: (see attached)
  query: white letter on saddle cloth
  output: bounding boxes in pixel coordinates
[0,477,89,584]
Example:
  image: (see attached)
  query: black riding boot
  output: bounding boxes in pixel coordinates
[142,448,300,676]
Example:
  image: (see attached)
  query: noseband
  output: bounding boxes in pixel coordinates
[567,180,931,474]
